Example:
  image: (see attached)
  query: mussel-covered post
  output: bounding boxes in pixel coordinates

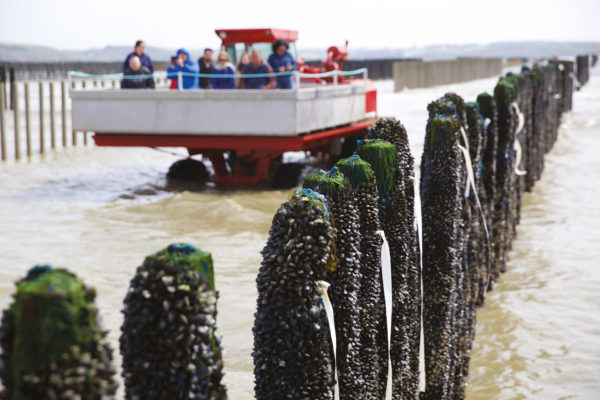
[0,266,118,399]
[427,93,477,399]
[120,244,227,400]
[356,139,417,400]
[303,168,365,400]
[462,101,490,383]
[253,189,336,400]
[559,60,574,112]
[475,92,498,299]
[364,118,420,399]
[576,55,590,87]
[334,155,385,399]
[419,111,464,400]
[492,76,519,278]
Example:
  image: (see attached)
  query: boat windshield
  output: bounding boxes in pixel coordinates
[226,42,297,66]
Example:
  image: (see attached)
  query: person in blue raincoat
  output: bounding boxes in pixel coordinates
[167,48,199,89]
[267,39,297,89]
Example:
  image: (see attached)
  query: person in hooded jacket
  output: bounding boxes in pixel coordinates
[167,48,199,89]
[267,39,297,89]
[211,51,235,89]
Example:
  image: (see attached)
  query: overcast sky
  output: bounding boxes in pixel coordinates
[1,0,599,51]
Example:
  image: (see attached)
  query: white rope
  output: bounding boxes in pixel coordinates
[568,72,581,89]
[376,231,393,350]
[458,128,492,296]
[376,230,393,400]
[317,280,339,400]
[412,179,426,393]
[510,102,528,176]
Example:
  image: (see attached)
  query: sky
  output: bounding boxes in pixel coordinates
[1,0,599,51]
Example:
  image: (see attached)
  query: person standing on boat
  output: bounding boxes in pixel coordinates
[123,40,154,74]
[235,52,250,88]
[121,56,155,89]
[167,48,199,89]
[198,48,214,89]
[267,39,297,89]
[240,50,276,89]
[211,52,235,89]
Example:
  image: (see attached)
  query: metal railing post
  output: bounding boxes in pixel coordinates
[0,82,5,160]
[178,72,183,91]
[61,80,67,147]
[50,81,56,149]
[333,70,338,85]
[13,81,20,160]
[39,81,45,154]
[25,82,31,157]
[70,81,76,146]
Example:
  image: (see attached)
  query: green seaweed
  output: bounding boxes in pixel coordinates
[427,116,458,155]
[494,76,517,106]
[476,92,494,118]
[9,268,98,386]
[145,243,215,291]
[335,155,375,189]
[302,167,349,201]
[356,140,399,200]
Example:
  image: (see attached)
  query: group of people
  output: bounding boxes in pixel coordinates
[121,39,297,90]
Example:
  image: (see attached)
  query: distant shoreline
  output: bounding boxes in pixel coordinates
[1,40,599,63]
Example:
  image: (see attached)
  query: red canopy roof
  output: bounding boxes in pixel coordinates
[214,28,298,45]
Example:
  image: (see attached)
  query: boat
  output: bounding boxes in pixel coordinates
[70,28,378,184]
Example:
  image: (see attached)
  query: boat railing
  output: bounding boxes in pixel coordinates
[68,68,369,91]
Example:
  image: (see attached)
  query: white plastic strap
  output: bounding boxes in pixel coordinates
[412,180,426,393]
[510,102,525,135]
[513,139,527,176]
[483,117,491,132]
[459,128,477,199]
[458,128,492,295]
[568,72,581,88]
[377,231,393,399]
[510,102,528,176]
[318,280,339,400]
[376,230,393,349]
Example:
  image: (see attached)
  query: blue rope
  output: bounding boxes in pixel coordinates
[68,68,368,81]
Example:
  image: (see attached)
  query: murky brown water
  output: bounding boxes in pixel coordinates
[0,68,598,399]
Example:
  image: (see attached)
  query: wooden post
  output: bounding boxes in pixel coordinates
[39,82,45,154]
[71,80,77,146]
[61,80,67,147]
[13,81,20,160]
[50,81,56,149]
[9,67,15,111]
[0,82,5,161]
[0,67,6,111]
[25,82,32,157]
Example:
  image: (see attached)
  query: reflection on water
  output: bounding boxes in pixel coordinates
[0,69,598,399]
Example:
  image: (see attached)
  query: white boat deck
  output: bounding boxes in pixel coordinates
[71,84,367,137]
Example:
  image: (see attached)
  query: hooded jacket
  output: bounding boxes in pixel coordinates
[267,51,297,89]
[167,48,199,89]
